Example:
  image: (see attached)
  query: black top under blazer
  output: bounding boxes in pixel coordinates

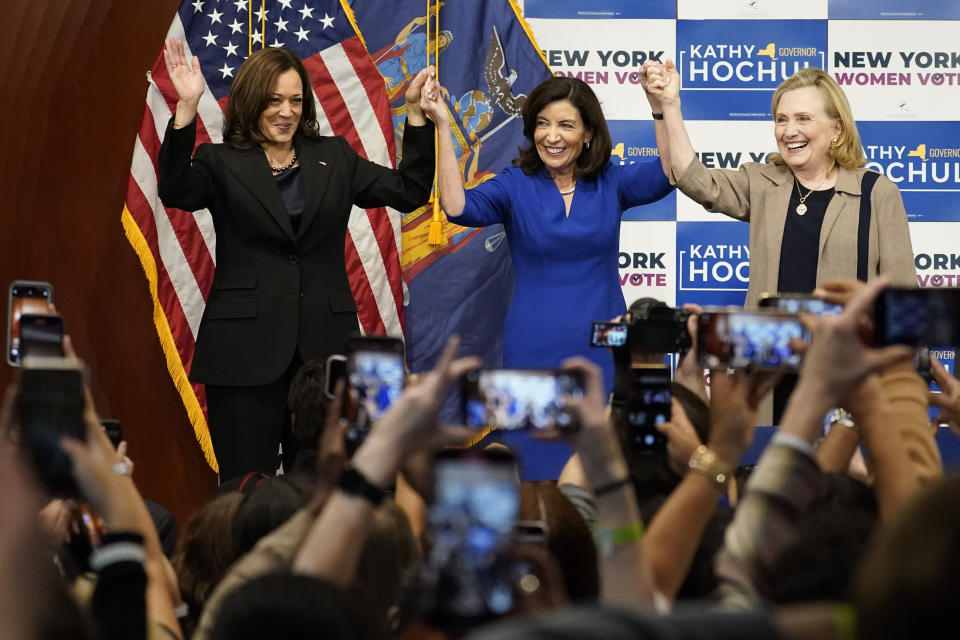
[157,117,434,387]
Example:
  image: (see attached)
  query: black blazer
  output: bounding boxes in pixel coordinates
[157,118,434,386]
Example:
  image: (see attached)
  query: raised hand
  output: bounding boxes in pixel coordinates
[350,336,478,487]
[797,278,914,409]
[656,399,702,477]
[418,67,449,126]
[645,58,680,107]
[404,66,433,126]
[708,368,781,464]
[59,389,142,531]
[163,38,204,104]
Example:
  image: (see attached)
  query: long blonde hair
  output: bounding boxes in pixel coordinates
[768,67,867,169]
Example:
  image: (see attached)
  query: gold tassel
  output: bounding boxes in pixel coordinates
[428,198,445,246]
[426,0,445,247]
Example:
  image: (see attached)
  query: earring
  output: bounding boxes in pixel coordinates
[832,137,838,144]
[585,140,591,149]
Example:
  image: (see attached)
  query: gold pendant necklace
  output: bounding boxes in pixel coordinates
[794,172,830,215]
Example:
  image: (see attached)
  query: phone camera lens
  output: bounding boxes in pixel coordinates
[644,434,656,445]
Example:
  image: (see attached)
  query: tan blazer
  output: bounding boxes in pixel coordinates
[675,157,917,308]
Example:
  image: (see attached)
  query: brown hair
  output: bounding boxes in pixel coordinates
[854,476,960,640]
[520,481,599,602]
[514,76,612,181]
[173,492,243,615]
[223,47,322,148]
[768,67,866,169]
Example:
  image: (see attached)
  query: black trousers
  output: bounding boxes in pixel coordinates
[205,351,303,484]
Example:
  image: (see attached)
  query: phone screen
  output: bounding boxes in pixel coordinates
[18,358,86,495]
[627,366,671,451]
[19,314,64,360]
[343,339,405,449]
[422,450,519,621]
[590,321,628,348]
[324,354,347,400]
[876,288,960,347]
[462,369,584,431]
[759,295,843,316]
[7,282,54,366]
[101,419,123,449]
[698,310,808,370]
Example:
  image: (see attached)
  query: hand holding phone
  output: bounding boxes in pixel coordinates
[625,365,671,451]
[7,280,55,366]
[462,369,584,431]
[589,321,628,348]
[698,310,809,370]
[874,287,960,348]
[342,336,405,452]
[793,279,915,409]
[421,449,519,622]
[18,356,86,495]
[18,314,65,360]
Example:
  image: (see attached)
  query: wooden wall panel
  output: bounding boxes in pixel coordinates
[1,0,217,528]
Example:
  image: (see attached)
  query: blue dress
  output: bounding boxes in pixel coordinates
[457,158,674,388]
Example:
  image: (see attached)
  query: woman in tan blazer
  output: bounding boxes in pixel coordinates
[644,64,916,309]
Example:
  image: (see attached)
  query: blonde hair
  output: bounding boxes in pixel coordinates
[768,67,866,169]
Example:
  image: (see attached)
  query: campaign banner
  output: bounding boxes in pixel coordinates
[676,20,828,120]
[675,221,751,308]
[828,21,960,121]
[607,120,676,221]
[675,120,778,222]
[858,122,960,223]
[526,18,675,120]
[522,0,675,20]
[828,0,960,20]
[906,222,959,385]
[908,223,960,290]
[678,0,827,20]
[619,221,676,306]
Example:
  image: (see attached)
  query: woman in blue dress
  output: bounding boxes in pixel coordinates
[423,75,674,390]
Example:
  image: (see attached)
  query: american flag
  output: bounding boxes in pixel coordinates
[122,0,403,471]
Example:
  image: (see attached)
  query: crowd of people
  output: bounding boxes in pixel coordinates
[5,38,959,640]
[4,278,960,640]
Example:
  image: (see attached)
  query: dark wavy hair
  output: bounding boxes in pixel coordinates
[223,47,322,148]
[513,76,612,181]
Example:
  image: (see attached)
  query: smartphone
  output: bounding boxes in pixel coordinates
[7,280,54,366]
[874,287,960,348]
[342,336,405,451]
[324,354,347,400]
[101,419,123,449]
[18,356,86,495]
[18,314,64,360]
[421,448,519,623]
[626,365,671,452]
[758,293,843,316]
[627,307,693,354]
[698,309,809,370]
[590,321,628,348]
[462,369,585,431]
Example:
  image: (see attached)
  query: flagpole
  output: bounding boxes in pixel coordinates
[428,0,444,246]
[479,113,518,143]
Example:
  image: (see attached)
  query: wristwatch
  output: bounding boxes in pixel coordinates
[687,445,733,491]
[825,408,859,434]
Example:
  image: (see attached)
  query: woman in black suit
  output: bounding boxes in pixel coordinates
[158,39,437,482]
